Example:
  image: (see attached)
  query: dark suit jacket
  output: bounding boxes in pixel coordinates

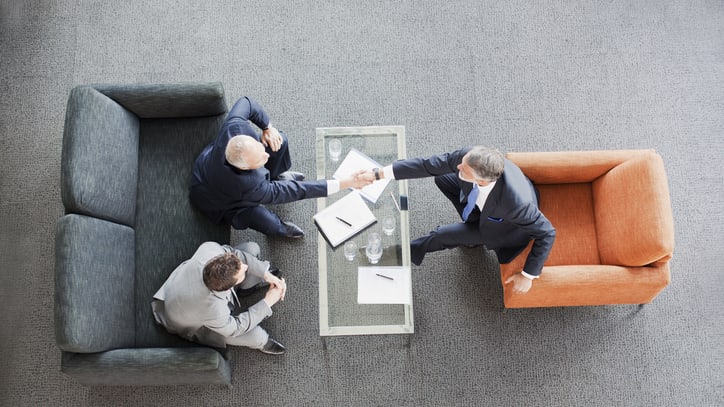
[392,148,556,276]
[189,97,327,224]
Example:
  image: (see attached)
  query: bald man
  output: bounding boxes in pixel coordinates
[190,97,370,237]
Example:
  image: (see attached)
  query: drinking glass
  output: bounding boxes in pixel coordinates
[382,216,396,236]
[343,240,358,261]
[365,233,383,264]
[328,139,342,162]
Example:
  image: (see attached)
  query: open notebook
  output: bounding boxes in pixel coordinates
[314,191,377,248]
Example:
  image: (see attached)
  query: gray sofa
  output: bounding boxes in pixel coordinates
[54,83,232,385]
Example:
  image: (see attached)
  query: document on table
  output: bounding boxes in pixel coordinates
[357,266,412,305]
[314,191,377,248]
[332,148,391,203]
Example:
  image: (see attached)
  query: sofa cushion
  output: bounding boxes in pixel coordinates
[133,116,230,347]
[55,214,136,353]
[593,152,675,266]
[61,86,139,226]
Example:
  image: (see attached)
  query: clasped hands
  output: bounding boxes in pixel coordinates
[263,272,286,306]
[339,169,380,190]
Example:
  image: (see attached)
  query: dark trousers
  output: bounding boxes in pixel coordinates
[410,174,484,265]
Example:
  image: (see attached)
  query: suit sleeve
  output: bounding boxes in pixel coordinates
[241,177,329,205]
[204,299,272,338]
[508,204,556,276]
[391,148,471,180]
[226,96,270,130]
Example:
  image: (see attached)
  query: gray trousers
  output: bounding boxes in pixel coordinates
[225,242,269,349]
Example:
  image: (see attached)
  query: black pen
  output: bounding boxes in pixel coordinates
[335,216,352,227]
[376,273,394,281]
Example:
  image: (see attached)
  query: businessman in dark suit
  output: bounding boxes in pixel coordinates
[190,97,370,238]
[365,146,555,293]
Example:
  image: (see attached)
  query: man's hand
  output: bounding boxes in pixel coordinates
[504,273,533,294]
[261,126,283,152]
[339,170,374,189]
[263,278,286,306]
[264,272,286,300]
[357,169,377,183]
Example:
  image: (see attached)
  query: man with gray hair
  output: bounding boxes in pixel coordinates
[364,146,555,294]
[190,96,371,238]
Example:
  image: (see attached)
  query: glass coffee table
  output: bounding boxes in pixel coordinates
[315,126,414,336]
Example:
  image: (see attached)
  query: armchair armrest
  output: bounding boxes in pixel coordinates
[92,82,227,118]
[507,150,656,184]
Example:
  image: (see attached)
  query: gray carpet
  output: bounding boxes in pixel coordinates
[2,0,723,405]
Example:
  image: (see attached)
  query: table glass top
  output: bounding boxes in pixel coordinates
[315,126,413,336]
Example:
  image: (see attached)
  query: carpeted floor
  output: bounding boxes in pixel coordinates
[1,1,723,405]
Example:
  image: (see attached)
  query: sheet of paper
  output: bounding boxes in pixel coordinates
[357,266,412,305]
[332,148,391,203]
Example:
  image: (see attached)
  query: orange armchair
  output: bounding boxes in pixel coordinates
[500,150,675,308]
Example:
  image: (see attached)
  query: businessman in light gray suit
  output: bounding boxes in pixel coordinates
[152,241,287,354]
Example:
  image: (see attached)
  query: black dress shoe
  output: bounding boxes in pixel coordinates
[260,337,286,355]
[276,171,305,181]
[281,221,304,238]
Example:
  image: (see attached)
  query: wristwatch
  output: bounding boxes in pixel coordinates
[373,167,380,180]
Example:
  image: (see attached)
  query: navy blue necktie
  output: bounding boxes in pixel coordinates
[462,184,479,221]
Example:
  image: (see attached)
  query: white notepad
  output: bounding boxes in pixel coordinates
[313,191,377,248]
[332,148,391,203]
[357,266,412,305]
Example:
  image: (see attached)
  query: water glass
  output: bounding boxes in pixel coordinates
[382,216,396,236]
[365,233,383,264]
[328,139,342,162]
[343,240,358,261]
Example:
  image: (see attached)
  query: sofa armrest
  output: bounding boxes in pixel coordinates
[92,82,227,118]
[593,151,675,266]
[60,347,231,386]
[507,150,656,184]
[55,214,136,353]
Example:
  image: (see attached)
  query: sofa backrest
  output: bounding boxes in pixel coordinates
[61,86,140,227]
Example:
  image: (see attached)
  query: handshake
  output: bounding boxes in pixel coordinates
[338,168,382,190]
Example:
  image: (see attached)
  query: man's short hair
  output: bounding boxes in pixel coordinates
[203,253,242,291]
[465,146,505,181]
[225,135,252,168]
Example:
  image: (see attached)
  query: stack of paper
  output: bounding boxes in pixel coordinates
[332,148,391,203]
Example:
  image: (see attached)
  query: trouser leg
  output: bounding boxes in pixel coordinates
[265,130,292,179]
[230,206,286,236]
[224,325,269,350]
[434,174,466,218]
[410,221,484,265]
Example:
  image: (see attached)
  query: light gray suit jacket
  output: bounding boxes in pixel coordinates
[151,241,272,348]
